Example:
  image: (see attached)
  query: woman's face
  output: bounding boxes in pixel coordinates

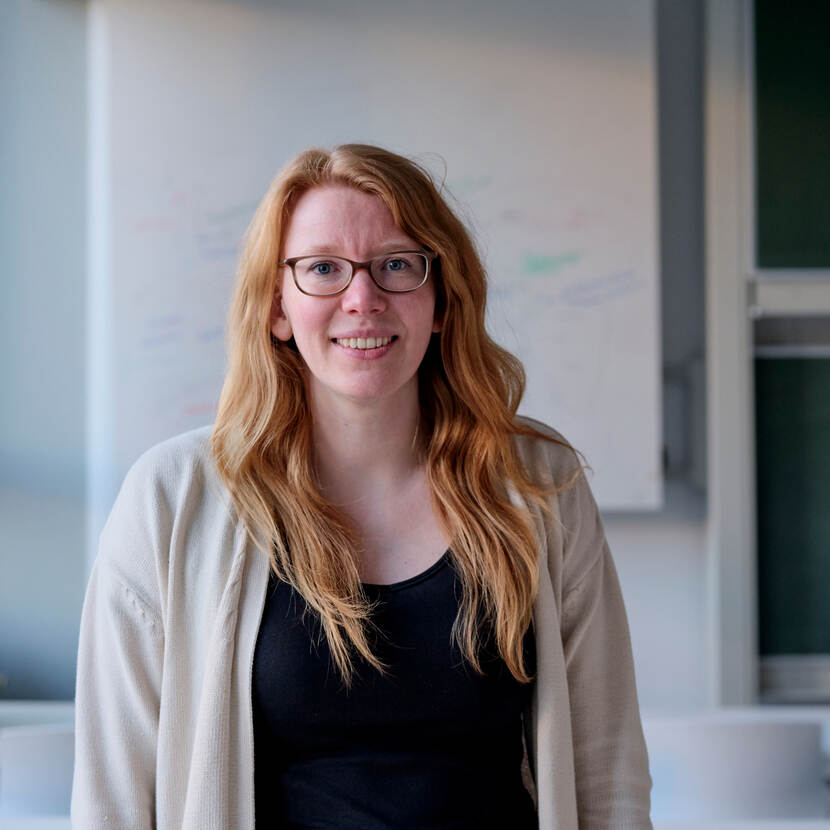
[271,185,441,413]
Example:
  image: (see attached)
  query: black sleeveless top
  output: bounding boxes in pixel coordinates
[252,551,537,829]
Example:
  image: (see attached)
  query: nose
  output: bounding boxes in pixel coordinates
[340,266,387,314]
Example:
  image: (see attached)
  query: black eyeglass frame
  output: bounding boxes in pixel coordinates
[279,250,437,297]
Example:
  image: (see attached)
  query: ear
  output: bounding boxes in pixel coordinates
[431,310,443,334]
[270,291,293,341]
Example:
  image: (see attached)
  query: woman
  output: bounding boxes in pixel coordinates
[72,144,652,829]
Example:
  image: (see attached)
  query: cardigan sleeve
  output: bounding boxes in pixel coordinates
[71,556,164,829]
[558,471,653,828]
[71,451,171,830]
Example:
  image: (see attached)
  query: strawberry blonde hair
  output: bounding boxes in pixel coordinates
[212,144,579,684]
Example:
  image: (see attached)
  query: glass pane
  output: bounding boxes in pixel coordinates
[371,253,426,290]
[295,256,351,294]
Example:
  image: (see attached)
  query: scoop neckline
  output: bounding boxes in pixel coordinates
[361,549,451,592]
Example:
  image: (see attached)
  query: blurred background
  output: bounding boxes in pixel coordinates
[1,0,829,826]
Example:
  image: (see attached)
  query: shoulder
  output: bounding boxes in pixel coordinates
[511,415,585,486]
[512,417,608,590]
[114,425,224,513]
[99,425,230,574]
[123,424,217,485]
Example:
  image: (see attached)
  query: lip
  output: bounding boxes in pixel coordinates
[329,331,397,340]
[332,339,395,360]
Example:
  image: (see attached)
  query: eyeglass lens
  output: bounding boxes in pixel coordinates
[293,253,428,295]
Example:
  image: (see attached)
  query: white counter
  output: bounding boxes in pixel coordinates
[1,820,828,830]
[655,824,830,830]
[643,707,830,823]
[2,702,829,825]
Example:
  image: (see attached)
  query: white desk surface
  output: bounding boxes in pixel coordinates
[2,707,828,830]
[655,823,830,829]
[0,818,827,830]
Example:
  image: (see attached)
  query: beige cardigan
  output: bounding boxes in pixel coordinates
[71,422,652,829]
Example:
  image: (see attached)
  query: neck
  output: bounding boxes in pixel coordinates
[309,383,425,498]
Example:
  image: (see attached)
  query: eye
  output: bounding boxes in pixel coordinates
[299,258,347,280]
[382,256,413,272]
[310,260,337,276]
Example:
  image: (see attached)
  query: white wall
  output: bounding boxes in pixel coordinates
[0,0,88,699]
[607,0,708,710]
[0,0,709,709]
[608,484,708,710]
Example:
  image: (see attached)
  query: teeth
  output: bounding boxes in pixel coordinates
[336,336,392,350]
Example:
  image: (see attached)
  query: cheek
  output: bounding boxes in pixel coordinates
[283,297,333,346]
[414,294,439,341]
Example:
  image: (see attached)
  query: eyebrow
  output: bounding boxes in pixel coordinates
[293,242,420,256]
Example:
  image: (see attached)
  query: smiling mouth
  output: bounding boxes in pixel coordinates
[333,336,396,350]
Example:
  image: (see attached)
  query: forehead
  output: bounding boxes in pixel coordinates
[282,185,416,254]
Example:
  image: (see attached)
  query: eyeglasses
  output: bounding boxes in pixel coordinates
[280,250,436,297]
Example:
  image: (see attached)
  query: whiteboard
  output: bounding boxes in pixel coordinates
[87,0,661,550]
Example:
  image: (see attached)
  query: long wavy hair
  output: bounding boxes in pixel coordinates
[212,144,580,684]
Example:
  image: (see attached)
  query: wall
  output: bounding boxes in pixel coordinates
[0,0,708,709]
[607,0,708,710]
[0,0,88,699]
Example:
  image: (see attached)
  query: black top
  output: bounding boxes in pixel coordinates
[252,551,537,829]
